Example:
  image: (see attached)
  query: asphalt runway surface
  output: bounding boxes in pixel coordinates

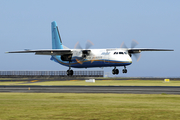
[0,86,180,94]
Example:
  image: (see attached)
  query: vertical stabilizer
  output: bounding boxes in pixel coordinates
[51,21,63,49]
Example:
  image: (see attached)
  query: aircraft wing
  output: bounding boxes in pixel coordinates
[6,49,72,55]
[128,48,174,53]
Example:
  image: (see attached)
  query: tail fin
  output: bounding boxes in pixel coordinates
[51,21,63,49]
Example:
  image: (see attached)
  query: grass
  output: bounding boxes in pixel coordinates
[0,78,30,80]
[0,79,180,119]
[0,93,180,120]
[1,80,180,86]
[0,82,25,85]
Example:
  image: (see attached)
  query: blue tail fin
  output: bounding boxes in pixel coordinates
[51,21,63,49]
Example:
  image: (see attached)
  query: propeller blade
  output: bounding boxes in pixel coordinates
[76,59,83,64]
[123,40,141,61]
[120,42,128,49]
[74,42,82,49]
[133,53,141,62]
[131,39,139,48]
[85,40,94,49]
[91,56,96,63]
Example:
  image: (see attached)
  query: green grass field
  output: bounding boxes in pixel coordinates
[1,80,180,86]
[1,79,180,119]
[0,93,180,120]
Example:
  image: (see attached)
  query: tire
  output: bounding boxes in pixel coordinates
[112,69,116,75]
[67,70,69,76]
[70,70,73,76]
[115,69,119,74]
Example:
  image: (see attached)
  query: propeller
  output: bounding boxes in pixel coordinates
[120,42,127,49]
[74,40,95,64]
[86,40,94,49]
[74,40,94,49]
[76,58,83,65]
[131,39,139,49]
[120,40,141,61]
[74,41,82,49]
[133,53,141,61]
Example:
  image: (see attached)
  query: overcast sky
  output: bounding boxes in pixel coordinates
[0,0,179,77]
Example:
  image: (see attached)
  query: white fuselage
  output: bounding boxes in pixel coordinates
[55,48,132,68]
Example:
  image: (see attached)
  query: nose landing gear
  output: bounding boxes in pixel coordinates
[122,66,127,73]
[112,66,128,75]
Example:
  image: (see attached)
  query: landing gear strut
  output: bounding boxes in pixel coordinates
[67,61,73,76]
[122,66,127,73]
[112,67,119,75]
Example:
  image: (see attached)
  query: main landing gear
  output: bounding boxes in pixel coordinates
[67,61,73,76]
[67,69,73,76]
[112,66,127,75]
[112,67,119,75]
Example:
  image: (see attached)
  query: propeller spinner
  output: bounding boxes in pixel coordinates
[120,40,141,61]
[74,40,95,64]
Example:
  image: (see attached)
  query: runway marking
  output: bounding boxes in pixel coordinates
[30,80,38,82]
[102,80,113,81]
[69,80,80,81]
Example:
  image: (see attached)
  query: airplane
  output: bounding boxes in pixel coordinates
[7,21,174,76]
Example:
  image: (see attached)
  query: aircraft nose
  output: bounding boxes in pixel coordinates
[127,56,132,63]
[130,60,132,63]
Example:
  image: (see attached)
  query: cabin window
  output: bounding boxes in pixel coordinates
[114,52,124,55]
[114,52,118,54]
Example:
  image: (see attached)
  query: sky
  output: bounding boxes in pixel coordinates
[0,0,179,77]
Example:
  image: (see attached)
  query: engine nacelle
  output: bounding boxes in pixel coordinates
[82,50,90,58]
[61,54,72,61]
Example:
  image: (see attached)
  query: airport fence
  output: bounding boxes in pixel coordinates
[0,71,104,77]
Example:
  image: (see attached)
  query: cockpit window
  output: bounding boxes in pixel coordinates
[124,52,127,54]
[114,52,124,55]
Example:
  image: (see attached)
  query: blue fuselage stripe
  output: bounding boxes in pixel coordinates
[51,56,132,68]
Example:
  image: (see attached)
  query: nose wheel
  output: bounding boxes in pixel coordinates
[122,66,127,73]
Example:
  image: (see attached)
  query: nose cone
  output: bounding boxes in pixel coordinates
[127,55,132,64]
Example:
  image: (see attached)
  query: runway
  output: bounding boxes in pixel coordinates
[0,86,180,94]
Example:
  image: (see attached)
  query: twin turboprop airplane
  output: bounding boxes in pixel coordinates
[7,21,173,76]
